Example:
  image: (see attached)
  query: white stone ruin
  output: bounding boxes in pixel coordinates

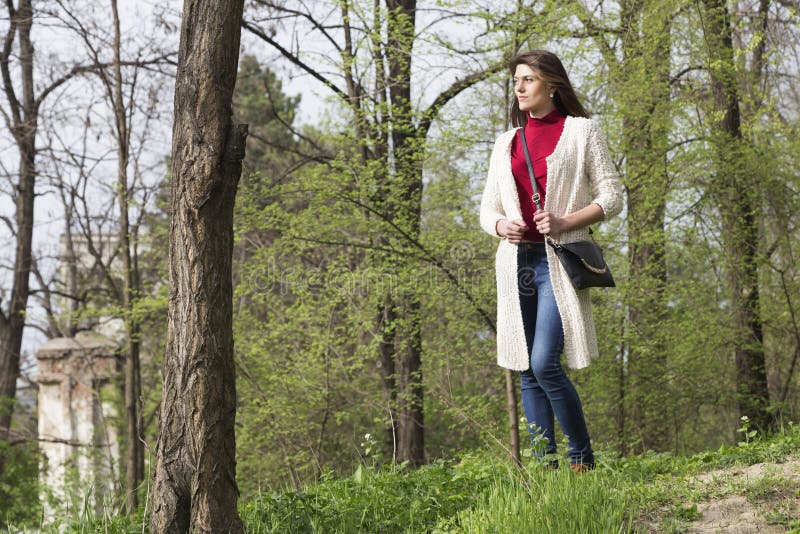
[36,331,122,514]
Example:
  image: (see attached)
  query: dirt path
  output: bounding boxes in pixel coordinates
[685,460,800,533]
[643,459,800,532]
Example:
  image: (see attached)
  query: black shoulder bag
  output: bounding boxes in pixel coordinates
[518,128,615,290]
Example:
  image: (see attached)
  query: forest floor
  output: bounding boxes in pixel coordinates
[637,457,800,533]
[11,424,800,532]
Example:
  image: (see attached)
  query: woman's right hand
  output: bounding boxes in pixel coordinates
[496,218,529,244]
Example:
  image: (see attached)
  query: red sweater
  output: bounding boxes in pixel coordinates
[510,109,566,242]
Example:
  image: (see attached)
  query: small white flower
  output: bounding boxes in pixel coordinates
[364,433,372,440]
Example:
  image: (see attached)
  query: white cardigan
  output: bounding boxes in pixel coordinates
[480,116,623,370]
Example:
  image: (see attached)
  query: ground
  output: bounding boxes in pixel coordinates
[641,458,800,533]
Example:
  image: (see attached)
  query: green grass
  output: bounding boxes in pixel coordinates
[239,457,498,533]
[12,422,800,533]
[442,465,635,534]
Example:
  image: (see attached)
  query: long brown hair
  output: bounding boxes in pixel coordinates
[509,50,589,127]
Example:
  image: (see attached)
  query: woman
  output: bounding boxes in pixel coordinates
[480,50,623,470]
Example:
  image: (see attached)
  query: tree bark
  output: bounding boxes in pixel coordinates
[701,0,772,432]
[108,0,144,511]
[503,10,524,465]
[385,0,425,467]
[0,0,36,467]
[150,0,247,531]
[377,299,399,457]
[504,370,520,464]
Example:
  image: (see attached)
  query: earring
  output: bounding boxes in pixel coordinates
[549,92,555,98]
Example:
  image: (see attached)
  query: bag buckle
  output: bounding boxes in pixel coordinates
[545,235,561,251]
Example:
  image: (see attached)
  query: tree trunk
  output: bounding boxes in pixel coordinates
[397,292,424,466]
[701,0,772,432]
[504,19,522,466]
[343,0,402,461]
[108,0,144,511]
[385,0,425,467]
[0,0,36,470]
[505,370,520,464]
[619,0,672,452]
[377,299,399,457]
[150,0,247,531]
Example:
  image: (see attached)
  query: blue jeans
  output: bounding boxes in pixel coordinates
[517,242,594,466]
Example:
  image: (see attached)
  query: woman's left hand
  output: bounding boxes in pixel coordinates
[533,211,566,235]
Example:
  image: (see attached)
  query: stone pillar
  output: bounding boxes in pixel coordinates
[36,331,121,515]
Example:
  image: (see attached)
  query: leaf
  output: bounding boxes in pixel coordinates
[354,464,363,485]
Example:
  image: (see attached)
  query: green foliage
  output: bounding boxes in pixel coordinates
[0,440,42,527]
[240,456,498,533]
[231,46,515,491]
[41,505,146,533]
[232,56,383,492]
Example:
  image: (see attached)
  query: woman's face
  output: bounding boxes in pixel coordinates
[513,64,554,118]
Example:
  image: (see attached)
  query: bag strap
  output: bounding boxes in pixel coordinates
[519,128,560,249]
[517,128,595,250]
[518,128,544,212]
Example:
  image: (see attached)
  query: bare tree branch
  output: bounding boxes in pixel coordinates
[419,63,505,137]
[250,0,344,52]
[242,20,348,100]
[35,54,176,110]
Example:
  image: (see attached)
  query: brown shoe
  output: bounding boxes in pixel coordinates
[569,463,594,473]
